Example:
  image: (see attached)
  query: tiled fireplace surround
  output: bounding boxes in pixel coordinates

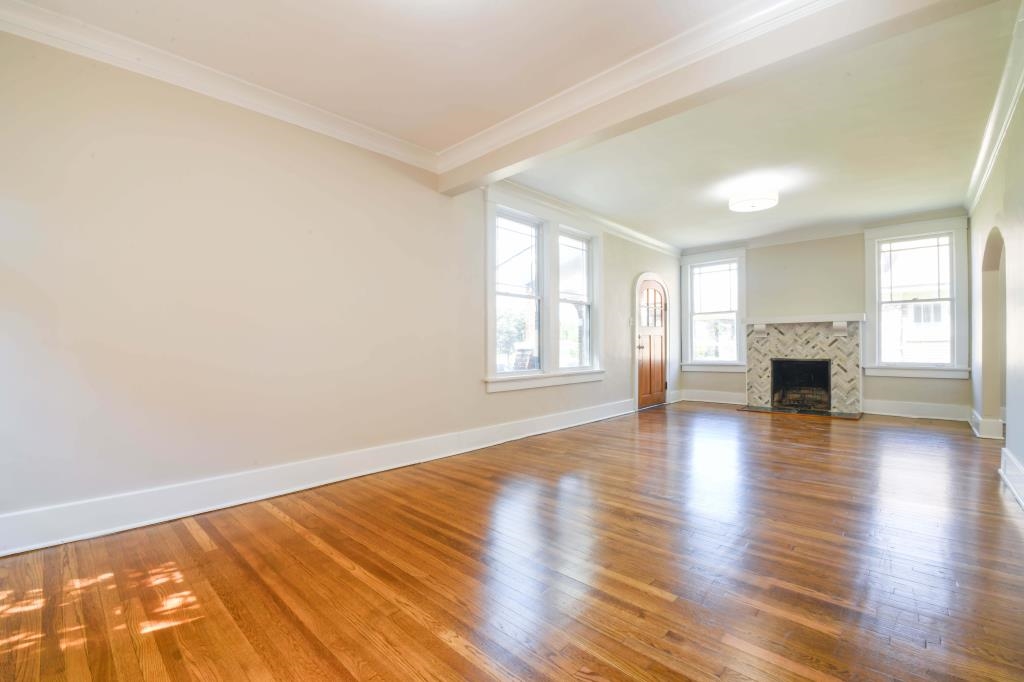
[746,320,862,414]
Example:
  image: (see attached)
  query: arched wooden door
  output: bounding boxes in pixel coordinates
[637,279,667,408]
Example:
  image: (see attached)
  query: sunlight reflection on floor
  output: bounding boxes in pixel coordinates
[0,556,204,658]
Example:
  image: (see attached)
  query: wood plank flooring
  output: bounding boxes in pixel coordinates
[2,402,1023,680]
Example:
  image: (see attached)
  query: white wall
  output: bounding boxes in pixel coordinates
[0,34,681,531]
[970,68,1024,495]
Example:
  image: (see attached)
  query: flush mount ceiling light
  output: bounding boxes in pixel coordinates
[729,190,779,213]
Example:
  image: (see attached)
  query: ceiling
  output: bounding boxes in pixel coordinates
[20,0,770,153]
[513,1,1018,250]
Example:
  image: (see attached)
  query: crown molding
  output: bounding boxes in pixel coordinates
[0,0,438,171]
[495,181,681,257]
[434,0,847,173]
[966,1,1024,213]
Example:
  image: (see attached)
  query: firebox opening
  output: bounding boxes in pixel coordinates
[771,359,831,411]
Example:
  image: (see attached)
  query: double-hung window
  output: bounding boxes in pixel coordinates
[494,212,541,372]
[486,188,603,392]
[558,233,591,369]
[864,218,968,377]
[681,249,746,370]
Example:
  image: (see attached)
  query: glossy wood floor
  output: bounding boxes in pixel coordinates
[3,403,1023,681]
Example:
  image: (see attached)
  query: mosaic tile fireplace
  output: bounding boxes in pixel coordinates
[746,318,863,415]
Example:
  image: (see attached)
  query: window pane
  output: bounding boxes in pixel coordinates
[559,301,591,368]
[495,295,540,372]
[693,262,737,313]
[692,312,737,361]
[559,234,588,301]
[496,215,538,296]
[880,301,951,364]
[880,235,950,302]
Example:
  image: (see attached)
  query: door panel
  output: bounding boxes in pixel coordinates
[638,280,667,409]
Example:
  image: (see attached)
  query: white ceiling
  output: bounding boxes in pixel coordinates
[20,0,767,153]
[513,1,1018,250]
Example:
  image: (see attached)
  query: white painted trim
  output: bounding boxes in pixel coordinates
[681,248,747,366]
[967,1,1024,212]
[632,272,671,411]
[436,0,849,172]
[862,399,969,422]
[745,313,866,325]
[677,389,747,405]
[0,399,635,557]
[0,0,438,171]
[1000,447,1024,512]
[681,363,747,373]
[496,182,679,257]
[484,369,605,393]
[863,366,969,379]
[970,410,1004,439]
[863,217,970,372]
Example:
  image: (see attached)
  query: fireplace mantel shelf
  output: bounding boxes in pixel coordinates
[745,313,867,325]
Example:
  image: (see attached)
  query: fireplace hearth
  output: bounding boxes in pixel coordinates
[772,359,830,412]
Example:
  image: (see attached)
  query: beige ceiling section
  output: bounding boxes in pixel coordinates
[16,0,729,150]
[0,0,1005,194]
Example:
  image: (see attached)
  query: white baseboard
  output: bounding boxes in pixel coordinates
[970,409,1005,439]
[674,392,970,421]
[1000,447,1024,513]
[0,399,634,557]
[861,399,970,422]
[676,389,747,405]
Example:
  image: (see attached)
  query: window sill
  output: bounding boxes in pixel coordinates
[484,369,605,393]
[863,366,970,379]
[681,363,747,373]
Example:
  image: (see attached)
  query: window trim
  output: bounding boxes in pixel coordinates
[484,186,604,392]
[863,217,969,379]
[681,248,747,371]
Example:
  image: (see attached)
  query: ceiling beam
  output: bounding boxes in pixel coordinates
[437,0,999,196]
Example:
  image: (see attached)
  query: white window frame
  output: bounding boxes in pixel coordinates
[863,217,969,379]
[681,248,747,373]
[485,186,604,392]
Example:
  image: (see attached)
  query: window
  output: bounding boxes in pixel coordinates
[494,214,541,372]
[864,218,968,377]
[681,249,746,371]
[558,234,591,369]
[486,187,604,392]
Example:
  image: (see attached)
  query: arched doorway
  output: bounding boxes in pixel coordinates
[635,274,668,409]
[978,228,1006,438]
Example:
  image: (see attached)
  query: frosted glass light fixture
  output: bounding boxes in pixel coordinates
[729,190,778,212]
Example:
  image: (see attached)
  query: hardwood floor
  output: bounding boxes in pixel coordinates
[2,402,1022,681]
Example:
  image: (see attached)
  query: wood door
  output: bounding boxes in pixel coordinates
[637,279,667,408]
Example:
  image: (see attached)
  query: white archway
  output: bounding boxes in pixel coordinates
[977,228,1006,438]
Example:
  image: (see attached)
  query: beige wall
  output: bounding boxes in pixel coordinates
[746,234,865,317]
[0,34,681,514]
[683,233,972,408]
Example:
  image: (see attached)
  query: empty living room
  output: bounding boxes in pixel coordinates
[3,0,1024,679]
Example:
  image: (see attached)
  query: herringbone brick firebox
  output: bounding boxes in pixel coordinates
[746,321,862,414]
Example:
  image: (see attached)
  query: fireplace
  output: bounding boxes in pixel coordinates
[772,359,831,412]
